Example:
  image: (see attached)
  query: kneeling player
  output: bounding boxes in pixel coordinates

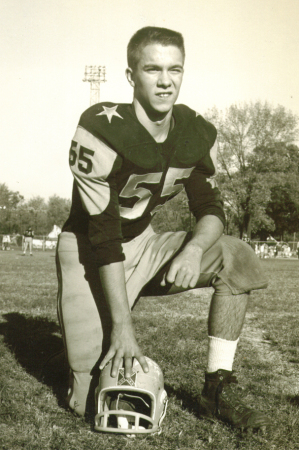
[57,26,269,431]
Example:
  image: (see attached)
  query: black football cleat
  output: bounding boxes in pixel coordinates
[198,369,271,430]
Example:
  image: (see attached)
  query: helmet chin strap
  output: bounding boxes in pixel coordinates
[115,393,150,410]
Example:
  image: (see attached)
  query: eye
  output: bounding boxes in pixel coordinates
[170,67,183,74]
[145,67,159,74]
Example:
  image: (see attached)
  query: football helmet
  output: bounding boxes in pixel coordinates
[95,357,168,435]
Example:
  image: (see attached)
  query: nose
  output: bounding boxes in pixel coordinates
[157,70,172,88]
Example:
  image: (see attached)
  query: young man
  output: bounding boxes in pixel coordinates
[23,227,34,255]
[57,26,269,429]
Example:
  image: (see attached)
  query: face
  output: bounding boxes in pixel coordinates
[127,43,184,120]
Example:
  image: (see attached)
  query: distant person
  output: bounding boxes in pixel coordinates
[242,234,250,244]
[282,244,288,258]
[264,244,269,258]
[2,234,11,251]
[23,227,34,256]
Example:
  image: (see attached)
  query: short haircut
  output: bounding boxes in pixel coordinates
[127,26,185,70]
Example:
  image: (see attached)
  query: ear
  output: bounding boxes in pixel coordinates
[125,67,135,87]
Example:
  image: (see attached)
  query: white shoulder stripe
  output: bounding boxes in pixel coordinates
[73,126,118,179]
[71,126,120,215]
[206,139,218,189]
[209,139,218,176]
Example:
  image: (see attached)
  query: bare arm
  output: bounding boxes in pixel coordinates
[98,261,148,377]
[165,215,224,289]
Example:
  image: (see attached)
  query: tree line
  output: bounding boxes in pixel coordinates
[0,187,71,236]
[1,101,298,241]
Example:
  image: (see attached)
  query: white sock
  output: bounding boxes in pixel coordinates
[207,336,239,373]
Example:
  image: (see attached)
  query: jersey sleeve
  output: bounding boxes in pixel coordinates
[184,138,226,226]
[69,124,124,266]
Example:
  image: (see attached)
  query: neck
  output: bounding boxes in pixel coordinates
[133,98,173,143]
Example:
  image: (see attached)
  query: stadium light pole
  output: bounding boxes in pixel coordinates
[83,66,107,106]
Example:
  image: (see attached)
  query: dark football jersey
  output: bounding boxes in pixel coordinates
[24,230,34,238]
[63,102,225,266]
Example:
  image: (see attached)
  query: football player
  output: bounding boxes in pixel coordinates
[57,26,270,430]
[23,227,34,256]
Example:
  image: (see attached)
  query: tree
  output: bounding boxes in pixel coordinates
[26,197,48,235]
[0,183,24,233]
[152,190,195,233]
[0,184,72,235]
[257,144,299,240]
[14,197,48,235]
[47,195,71,229]
[206,102,299,238]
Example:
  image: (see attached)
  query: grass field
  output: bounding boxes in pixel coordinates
[0,249,299,450]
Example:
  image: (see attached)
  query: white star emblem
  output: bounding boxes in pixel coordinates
[96,105,123,123]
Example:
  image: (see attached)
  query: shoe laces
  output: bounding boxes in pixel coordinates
[217,372,249,415]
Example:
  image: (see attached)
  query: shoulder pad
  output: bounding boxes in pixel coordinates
[79,103,159,169]
[173,104,217,145]
[172,104,217,164]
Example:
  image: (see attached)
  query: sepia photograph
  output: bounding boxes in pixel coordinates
[0,1,299,449]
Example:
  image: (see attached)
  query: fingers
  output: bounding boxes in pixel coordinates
[166,263,199,289]
[99,350,124,378]
[124,356,133,378]
[189,274,199,289]
[137,354,149,374]
[161,262,200,289]
[100,350,129,378]
[100,350,149,379]
[119,352,149,378]
[180,272,199,289]
[111,350,123,377]
[99,348,115,371]
[165,263,177,285]
[166,263,192,287]
[123,353,149,378]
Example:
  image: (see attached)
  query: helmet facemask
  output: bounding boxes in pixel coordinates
[95,358,168,435]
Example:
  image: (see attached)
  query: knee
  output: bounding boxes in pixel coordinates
[220,236,257,264]
[214,236,268,294]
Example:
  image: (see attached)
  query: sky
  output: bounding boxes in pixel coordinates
[1,0,299,201]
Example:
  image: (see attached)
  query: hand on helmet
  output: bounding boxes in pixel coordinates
[99,321,149,378]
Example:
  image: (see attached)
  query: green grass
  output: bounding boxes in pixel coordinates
[0,250,299,449]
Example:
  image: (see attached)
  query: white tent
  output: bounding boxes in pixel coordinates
[48,225,61,238]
